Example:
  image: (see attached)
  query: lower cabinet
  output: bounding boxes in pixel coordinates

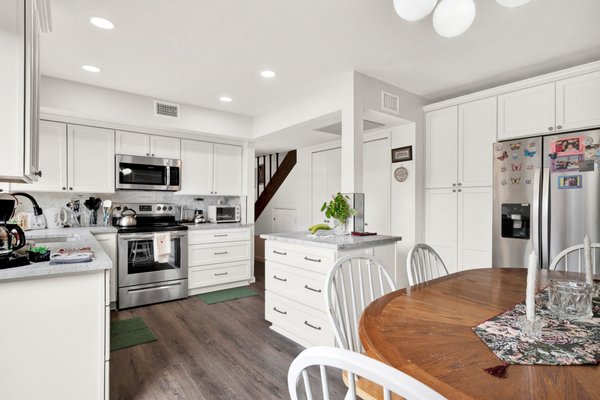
[0,269,110,400]
[93,232,118,308]
[187,227,253,294]
[263,240,397,348]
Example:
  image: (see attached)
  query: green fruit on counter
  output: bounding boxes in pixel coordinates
[309,223,331,234]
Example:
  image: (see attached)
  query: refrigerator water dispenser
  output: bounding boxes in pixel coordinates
[501,203,530,239]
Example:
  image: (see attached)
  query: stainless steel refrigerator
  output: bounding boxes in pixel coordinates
[492,129,600,269]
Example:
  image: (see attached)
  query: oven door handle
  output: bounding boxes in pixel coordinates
[118,232,187,240]
[127,282,182,294]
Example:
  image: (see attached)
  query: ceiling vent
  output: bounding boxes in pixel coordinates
[314,119,386,135]
[154,100,180,119]
[381,91,400,114]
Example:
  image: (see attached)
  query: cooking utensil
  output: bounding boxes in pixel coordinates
[102,200,112,226]
[118,208,137,227]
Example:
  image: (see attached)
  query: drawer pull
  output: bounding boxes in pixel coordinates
[214,272,228,276]
[273,275,287,282]
[214,251,229,255]
[304,321,322,331]
[304,285,321,293]
[304,256,322,263]
[273,250,287,256]
[214,234,228,237]
[273,307,287,315]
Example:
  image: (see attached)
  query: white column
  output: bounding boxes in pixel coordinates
[340,72,364,193]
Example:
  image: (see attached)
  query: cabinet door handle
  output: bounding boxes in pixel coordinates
[548,126,554,131]
[273,250,287,256]
[304,285,321,293]
[214,234,228,237]
[556,125,563,130]
[452,183,456,187]
[214,272,228,276]
[146,153,150,156]
[273,275,287,282]
[304,256,321,263]
[152,153,155,157]
[304,321,322,331]
[452,189,456,193]
[34,170,42,177]
[214,251,229,255]
[457,182,462,186]
[457,189,462,192]
[69,187,73,190]
[273,307,287,315]
[62,187,66,191]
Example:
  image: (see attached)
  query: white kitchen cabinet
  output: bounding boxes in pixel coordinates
[68,125,115,193]
[12,120,67,192]
[0,0,46,183]
[425,107,458,188]
[93,233,117,308]
[363,138,390,234]
[497,83,556,140]
[311,147,341,224]
[556,70,600,132]
[116,130,181,159]
[425,188,458,273]
[213,143,243,195]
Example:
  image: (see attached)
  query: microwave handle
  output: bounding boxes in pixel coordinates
[165,163,171,187]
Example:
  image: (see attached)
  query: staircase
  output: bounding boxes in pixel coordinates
[255,150,297,220]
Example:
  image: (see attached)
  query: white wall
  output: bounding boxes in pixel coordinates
[41,76,253,139]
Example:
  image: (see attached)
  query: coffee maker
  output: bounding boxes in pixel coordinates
[0,199,29,269]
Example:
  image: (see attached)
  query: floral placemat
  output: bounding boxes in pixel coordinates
[472,290,600,370]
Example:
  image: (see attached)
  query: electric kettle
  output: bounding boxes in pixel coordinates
[0,223,27,258]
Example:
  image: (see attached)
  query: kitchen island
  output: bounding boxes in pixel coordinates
[260,231,401,347]
[0,228,111,400]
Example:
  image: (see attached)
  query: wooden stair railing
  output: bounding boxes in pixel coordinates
[255,150,297,220]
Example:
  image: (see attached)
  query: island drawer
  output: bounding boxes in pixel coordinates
[266,261,327,311]
[189,241,250,266]
[188,228,251,245]
[189,261,250,288]
[265,241,335,273]
[265,291,335,347]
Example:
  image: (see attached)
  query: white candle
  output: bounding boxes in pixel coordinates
[584,235,593,285]
[526,251,537,321]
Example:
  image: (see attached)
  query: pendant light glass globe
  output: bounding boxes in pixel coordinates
[393,0,438,22]
[433,0,476,38]
[496,0,530,7]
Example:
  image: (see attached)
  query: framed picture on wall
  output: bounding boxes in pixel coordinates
[391,146,412,163]
[257,164,265,185]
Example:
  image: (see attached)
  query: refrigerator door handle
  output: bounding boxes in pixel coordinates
[532,167,541,258]
[541,167,550,269]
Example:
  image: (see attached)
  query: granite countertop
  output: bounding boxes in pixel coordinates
[259,231,402,250]
[183,222,253,231]
[0,228,112,282]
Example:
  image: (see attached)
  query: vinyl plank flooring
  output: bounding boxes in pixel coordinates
[110,261,345,400]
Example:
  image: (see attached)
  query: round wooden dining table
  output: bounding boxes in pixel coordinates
[359,268,599,400]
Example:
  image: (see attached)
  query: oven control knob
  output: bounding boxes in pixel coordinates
[168,206,173,211]
[157,206,162,211]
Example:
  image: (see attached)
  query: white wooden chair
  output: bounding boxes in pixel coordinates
[288,346,447,400]
[549,242,600,273]
[406,244,449,286]
[324,254,396,353]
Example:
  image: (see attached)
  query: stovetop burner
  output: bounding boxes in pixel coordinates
[112,202,188,234]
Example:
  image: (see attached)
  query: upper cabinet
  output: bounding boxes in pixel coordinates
[116,131,181,159]
[0,0,48,183]
[425,107,458,188]
[179,140,242,196]
[556,70,600,132]
[497,83,555,140]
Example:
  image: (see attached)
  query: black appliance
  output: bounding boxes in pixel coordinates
[0,198,29,269]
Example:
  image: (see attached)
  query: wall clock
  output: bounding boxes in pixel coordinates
[394,166,408,182]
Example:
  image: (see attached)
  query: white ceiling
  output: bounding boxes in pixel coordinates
[41,0,600,117]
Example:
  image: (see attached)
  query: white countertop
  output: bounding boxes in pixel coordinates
[260,231,402,250]
[183,222,253,231]
[0,228,112,282]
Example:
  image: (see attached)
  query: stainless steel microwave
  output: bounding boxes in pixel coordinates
[116,154,181,191]
[207,205,241,223]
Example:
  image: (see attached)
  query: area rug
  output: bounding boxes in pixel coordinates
[197,287,258,305]
[111,317,157,352]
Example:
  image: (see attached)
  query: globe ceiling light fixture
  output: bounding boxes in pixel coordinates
[496,0,530,7]
[393,0,438,21]
[432,0,476,38]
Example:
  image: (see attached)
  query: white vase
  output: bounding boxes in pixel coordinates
[333,222,348,236]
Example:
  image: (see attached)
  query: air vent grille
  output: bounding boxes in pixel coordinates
[154,100,180,119]
[381,91,400,114]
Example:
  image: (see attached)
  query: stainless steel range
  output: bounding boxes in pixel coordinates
[113,203,188,309]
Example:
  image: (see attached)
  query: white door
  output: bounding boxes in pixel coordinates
[457,187,492,270]
[273,208,296,233]
[213,143,242,195]
[426,107,458,188]
[12,120,67,192]
[363,138,390,234]
[497,83,556,140]
[68,125,115,193]
[556,70,600,132]
[179,139,213,195]
[425,188,458,273]
[311,149,329,224]
[150,135,181,159]
[458,97,497,188]
[115,131,150,156]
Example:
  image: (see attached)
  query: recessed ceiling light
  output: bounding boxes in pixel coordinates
[260,70,276,78]
[82,64,101,73]
[496,0,530,7]
[219,96,233,102]
[89,16,115,30]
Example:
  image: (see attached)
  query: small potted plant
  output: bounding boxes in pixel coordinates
[321,193,356,235]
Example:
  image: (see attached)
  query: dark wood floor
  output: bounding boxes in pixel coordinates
[110,261,344,400]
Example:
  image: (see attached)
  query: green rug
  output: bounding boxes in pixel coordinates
[110,317,157,352]
[197,286,258,305]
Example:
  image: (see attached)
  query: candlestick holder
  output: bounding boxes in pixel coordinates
[517,315,545,340]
